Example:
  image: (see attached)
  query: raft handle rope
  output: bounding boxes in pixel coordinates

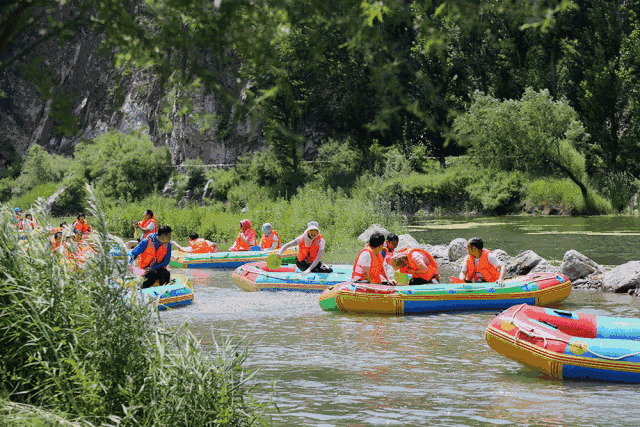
[506,304,640,361]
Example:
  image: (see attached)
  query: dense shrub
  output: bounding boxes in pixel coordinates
[466,169,524,214]
[74,130,172,201]
[522,178,612,214]
[314,140,362,189]
[13,144,72,196]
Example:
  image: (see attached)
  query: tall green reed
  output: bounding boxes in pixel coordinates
[0,186,270,426]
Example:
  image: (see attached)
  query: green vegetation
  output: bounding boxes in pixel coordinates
[0,191,270,426]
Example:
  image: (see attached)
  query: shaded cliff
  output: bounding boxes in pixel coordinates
[0,30,265,168]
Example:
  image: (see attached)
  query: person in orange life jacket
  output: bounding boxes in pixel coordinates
[458,237,505,287]
[353,232,396,284]
[128,225,173,289]
[390,248,440,285]
[12,207,23,227]
[278,222,333,276]
[126,209,157,249]
[173,232,220,253]
[134,210,157,239]
[23,213,42,230]
[229,219,256,251]
[260,223,280,250]
[51,231,63,251]
[379,233,399,264]
[73,213,92,234]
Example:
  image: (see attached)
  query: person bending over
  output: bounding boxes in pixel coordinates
[390,248,440,285]
[129,225,173,289]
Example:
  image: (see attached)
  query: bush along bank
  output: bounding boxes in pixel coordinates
[0,189,271,426]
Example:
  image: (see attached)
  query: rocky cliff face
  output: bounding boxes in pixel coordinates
[0,30,265,168]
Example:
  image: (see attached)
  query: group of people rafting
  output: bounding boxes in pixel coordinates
[12,205,507,290]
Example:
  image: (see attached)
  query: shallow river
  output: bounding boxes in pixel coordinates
[162,216,640,426]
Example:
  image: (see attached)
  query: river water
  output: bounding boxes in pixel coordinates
[162,216,640,426]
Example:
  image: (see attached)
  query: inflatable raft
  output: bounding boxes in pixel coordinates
[169,247,297,269]
[119,274,194,310]
[233,261,354,292]
[486,304,640,383]
[319,272,571,315]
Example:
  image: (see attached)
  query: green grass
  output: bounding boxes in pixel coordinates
[7,182,59,213]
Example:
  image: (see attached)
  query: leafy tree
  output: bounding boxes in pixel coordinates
[73,130,172,200]
[453,88,590,198]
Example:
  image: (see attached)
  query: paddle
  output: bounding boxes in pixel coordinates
[394,271,409,284]
[266,252,282,270]
[250,245,261,251]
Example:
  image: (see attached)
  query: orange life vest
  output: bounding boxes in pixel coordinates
[466,248,500,283]
[297,234,323,263]
[233,229,256,251]
[73,220,91,234]
[260,230,281,250]
[399,248,439,281]
[382,241,396,264]
[352,246,384,283]
[139,215,157,239]
[138,240,168,269]
[189,238,215,253]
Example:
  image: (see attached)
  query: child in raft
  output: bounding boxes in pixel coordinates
[380,233,399,264]
[173,232,220,253]
[278,221,332,276]
[390,247,440,285]
[229,219,257,251]
[352,232,396,284]
[22,213,42,230]
[458,237,506,287]
[260,223,281,250]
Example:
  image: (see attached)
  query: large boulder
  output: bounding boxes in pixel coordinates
[447,238,468,261]
[425,244,449,260]
[530,260,560,274]
[602,261,640,293]
[397,234,421,251]
[560,250,602,282]
[357,224,391,242]
[507,250,544,275]
[492,249,511,265]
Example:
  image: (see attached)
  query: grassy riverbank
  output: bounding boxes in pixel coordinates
[0,193,271,426]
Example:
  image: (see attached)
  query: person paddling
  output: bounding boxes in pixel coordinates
[128,225,173,289]
[458,237,505,287]
[278,222,332,276]
[390,247,440,285]
[352,232,395,284]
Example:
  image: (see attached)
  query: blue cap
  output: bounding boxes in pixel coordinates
[14,207,21,213]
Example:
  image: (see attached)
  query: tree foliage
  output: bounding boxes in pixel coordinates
[453,88,589,196]
[73,130,172,201]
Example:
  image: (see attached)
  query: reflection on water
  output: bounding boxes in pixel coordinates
[163,264,640,427]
